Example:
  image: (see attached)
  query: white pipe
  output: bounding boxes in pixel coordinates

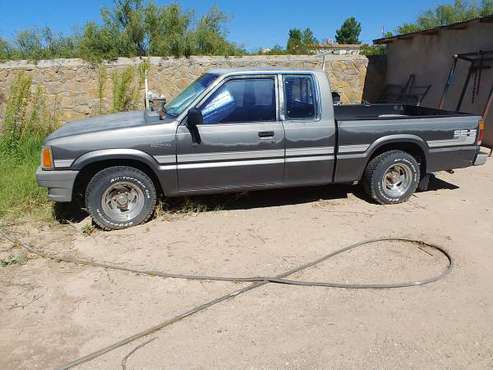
[144,70,149,110]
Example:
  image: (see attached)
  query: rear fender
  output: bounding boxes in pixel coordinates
[367,135,429,163]
[335,135,429,183]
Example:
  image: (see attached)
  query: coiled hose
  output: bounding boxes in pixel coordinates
[0,227,453,369]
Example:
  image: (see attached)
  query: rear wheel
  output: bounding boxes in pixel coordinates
[85,166,157,230]
[363,150,420,204]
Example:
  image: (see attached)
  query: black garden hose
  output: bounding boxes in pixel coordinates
[0,227,453,369]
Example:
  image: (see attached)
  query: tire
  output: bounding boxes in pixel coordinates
[417,173,434,192]
[363,150,420,205]
[85,166,157,230]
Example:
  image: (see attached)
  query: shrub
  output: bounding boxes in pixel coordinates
[2,73,56,153]
[112,66,139,112]
[96,64,107,114]
[0,2,245,62]
[0,73,59,219]
[2,73,34,152]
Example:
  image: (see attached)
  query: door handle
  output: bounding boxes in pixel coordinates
[258,131,275,138]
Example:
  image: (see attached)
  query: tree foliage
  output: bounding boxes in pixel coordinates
[396,0,493,34]
[286,28,318,54]
[0,0,244,62]
[335,17,362,44]
[0,37,11,60]
[1,28,80,61]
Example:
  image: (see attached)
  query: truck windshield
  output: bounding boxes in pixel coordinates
[165,73,219,117]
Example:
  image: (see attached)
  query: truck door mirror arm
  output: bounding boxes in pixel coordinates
[186,108,203,144]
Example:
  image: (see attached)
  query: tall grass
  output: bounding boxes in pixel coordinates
[0,136,48,219]
[96,64,107,115]
[0,73,58,220]
[111,67,139,112]
[111,62,149,113]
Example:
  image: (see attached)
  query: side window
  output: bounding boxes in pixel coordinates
[201,78,276,124]
[284,75,316,120]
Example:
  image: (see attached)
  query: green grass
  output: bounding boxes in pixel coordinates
[0,72,56,222]
[0,137,51,221]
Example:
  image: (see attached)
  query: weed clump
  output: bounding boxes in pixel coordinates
[0,72,59,219]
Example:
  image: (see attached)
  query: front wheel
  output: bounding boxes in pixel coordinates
[85,166,157,230]
[363,150,420,205]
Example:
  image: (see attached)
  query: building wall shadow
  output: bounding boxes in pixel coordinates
[362,55,387,103]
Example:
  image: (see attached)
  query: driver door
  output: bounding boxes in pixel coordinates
[176,75,285,193]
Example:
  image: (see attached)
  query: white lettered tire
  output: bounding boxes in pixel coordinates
[363,150,420,205]
[85,166,157,230]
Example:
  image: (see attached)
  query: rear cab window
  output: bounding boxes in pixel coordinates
[283,75,317,120]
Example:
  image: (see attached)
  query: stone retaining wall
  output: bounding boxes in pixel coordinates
[0,55,380,122]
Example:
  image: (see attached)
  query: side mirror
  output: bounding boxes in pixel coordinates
[332,92,341,106]
[187,108,203,127]
[186,108,203,144]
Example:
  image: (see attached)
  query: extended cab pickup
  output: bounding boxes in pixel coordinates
[36,68,488,230]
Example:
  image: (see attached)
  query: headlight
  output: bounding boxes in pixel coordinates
[41,146,54,170]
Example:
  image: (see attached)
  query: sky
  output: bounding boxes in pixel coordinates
[0,0,446,50]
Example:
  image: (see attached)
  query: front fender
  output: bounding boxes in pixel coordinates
[71,149,159,171]
[71,149,178,196]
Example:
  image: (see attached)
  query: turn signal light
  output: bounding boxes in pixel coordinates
[41,147,54,170]
[477,119,485,146]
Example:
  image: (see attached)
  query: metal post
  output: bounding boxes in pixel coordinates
[439,55,458,109]
[456,63,474,112]
[482,83,493,120]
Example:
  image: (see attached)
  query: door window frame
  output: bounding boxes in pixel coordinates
[181,74,281,126]
[280,73,321,122]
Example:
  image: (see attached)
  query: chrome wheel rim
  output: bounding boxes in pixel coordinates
[101,182,145,222]
[382,163,413,198]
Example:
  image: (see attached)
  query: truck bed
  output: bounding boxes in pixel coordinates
[333,104,482,184]
[334,104,471,121]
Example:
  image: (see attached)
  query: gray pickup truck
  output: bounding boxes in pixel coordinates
[36,68,488,230]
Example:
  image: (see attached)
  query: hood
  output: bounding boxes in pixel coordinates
[46,111,147,141]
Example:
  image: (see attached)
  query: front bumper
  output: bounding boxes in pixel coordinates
[474,152,488,166]
[35,167,79,202]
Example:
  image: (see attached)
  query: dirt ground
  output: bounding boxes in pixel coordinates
[1,158,493,369]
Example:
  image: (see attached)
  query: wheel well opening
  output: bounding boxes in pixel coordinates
[73,159,163,203]
[369,143,427,174]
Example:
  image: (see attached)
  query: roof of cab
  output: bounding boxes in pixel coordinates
[208,67,322,76]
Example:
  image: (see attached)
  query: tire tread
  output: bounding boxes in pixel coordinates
[363,150,419,205]
[85,166,156,230]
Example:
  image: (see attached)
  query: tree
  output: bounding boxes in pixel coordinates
[145,3,193,57]
[396,0,493,35]
[287,29,303,54]
[335,17,361,44]
[286,27,317,54]
[481,0,493,15]
[0,37,10,60]
[193,6,243,56]
[302,28,318,49]
[14,30,44,60]
[0,0,243,62]
[100,0,148,57]
[396,23,422,34]
[79,22,121,63]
